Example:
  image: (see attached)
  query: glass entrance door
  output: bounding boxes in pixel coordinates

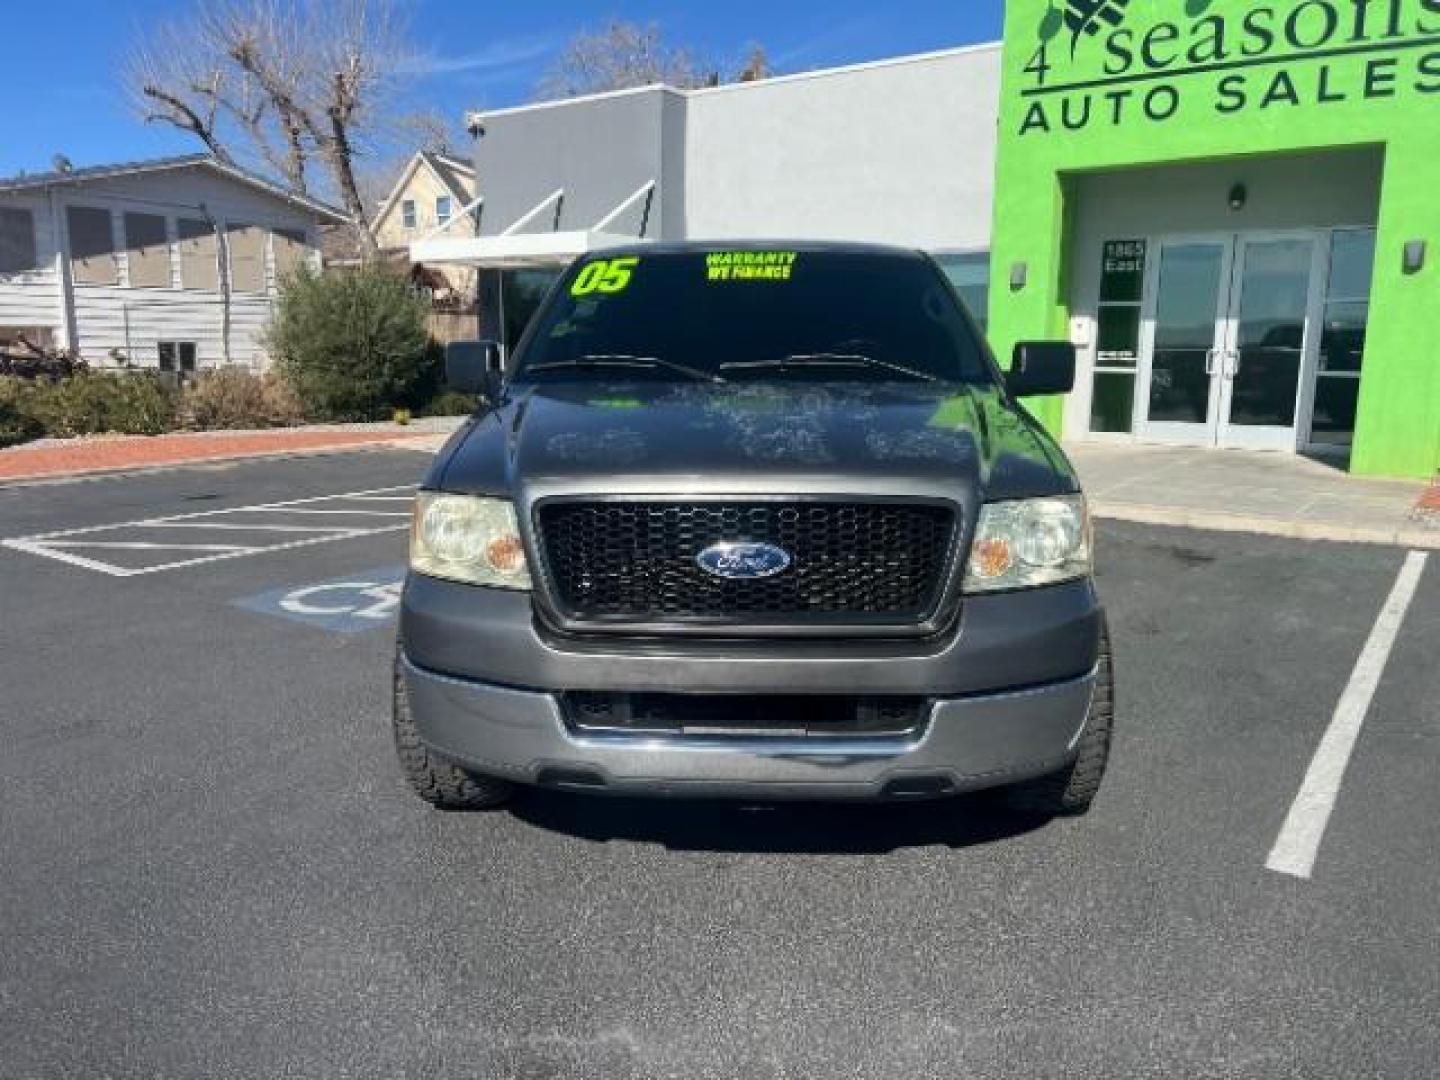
[1217,235,1321,451]
[1136,232,1321,450]
[1136,241,1231,445]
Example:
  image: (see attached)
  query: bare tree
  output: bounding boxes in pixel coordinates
[537,21,704,99]
[395,108,464,158]
[536,22,774,99]
[736,44,771,83]
[127,0,416,255]
[129,19,238,166]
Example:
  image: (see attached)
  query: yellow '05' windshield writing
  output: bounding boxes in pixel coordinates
[570,257,640,297]
[705,251,798,282]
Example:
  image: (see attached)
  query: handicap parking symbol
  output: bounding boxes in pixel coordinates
[235,565,407,634]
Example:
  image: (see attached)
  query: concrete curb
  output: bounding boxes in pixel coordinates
[0,437,443,490]
[1093,499,1440,551]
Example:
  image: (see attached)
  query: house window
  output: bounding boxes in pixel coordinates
[436,196,452,226]
[67,205,118,285]
[226,224,266,293]
[0,207,38,274]
[157,341,197,374]
[124,212,171,288]
[934,251,990,332]
[402,200,417,229]
[177,218,219,290]
[272,228,311,279]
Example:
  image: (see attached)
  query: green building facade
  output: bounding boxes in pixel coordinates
[990,0,1440,478]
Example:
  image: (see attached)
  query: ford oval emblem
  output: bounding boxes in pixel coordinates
[696,541,792,580]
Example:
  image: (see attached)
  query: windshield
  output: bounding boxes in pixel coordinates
[513,249,992,385]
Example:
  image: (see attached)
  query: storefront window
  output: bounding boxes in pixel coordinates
[1311,229,1375,445]
[934,252,990,331]
[1090,239,1147,433]
[1091,371,1136,433]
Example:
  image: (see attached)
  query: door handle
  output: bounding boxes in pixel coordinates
[1225,351,1241,378]
[1204,349,1218,377]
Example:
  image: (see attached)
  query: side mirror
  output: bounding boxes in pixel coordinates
[1007,341,1076,398]
[445,339,504,401]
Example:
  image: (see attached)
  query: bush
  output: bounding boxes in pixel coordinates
[0,378,44,447]
[268,265,439,421]
[19,371,178,437]
[420,388,480,417]
[182,368,305,430]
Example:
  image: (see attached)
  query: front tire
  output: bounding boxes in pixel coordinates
[392,646,514,811]
[1004,624,1114,817]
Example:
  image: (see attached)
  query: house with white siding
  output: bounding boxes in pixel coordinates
[0,154,347,372]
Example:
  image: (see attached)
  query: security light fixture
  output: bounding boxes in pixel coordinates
[1403,240,1426,275]
[465,111,486,141]
[1010,261,1028,291]
[1228,183,1248,212]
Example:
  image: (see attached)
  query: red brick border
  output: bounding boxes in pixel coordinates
[0,430,434,482]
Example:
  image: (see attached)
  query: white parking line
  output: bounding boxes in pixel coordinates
[45,541,258,553]
[244,508,412,516]
[144,523,357,534]
[1,486,415,577]
[1266,551,1429,880]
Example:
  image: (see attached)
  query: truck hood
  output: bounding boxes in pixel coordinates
[433,380,1077,502]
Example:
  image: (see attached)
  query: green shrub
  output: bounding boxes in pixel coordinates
[420,388,481,417]
[106,372,179,434]
[0,378,44,447]
[268,265,439,421]
[183,368,305,430]
[20,372,178,437]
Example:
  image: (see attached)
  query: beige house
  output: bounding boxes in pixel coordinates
[371,151,479,340]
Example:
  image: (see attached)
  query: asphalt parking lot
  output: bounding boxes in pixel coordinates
[2,449,1437,1078]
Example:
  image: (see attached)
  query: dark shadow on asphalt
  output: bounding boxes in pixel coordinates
[507,789,1053,854]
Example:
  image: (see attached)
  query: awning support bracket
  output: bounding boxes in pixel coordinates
[593,180,657,237]
[501,189,566,236]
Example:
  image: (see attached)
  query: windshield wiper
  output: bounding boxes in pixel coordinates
[525,354,725,384]
[718,353,937,383]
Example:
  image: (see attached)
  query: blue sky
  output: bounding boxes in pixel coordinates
[0,1,1003,178]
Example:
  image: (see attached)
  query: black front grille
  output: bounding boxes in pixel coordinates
[536,500,956,626]
[565,692,929,738]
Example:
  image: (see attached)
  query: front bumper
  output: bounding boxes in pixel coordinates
[399,653,1098,801]
[398,572,1104,800]
[400,574,1103,697]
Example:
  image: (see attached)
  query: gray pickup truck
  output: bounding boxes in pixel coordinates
[394,242,1112,815]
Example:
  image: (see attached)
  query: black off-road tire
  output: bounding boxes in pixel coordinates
[393,646,514,811]
[1004,625,1114,817]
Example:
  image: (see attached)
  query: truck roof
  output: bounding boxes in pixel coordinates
[588,239,927,259]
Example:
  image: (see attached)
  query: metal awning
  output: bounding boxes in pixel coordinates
[409,181,655,269]
[409,229,645,268]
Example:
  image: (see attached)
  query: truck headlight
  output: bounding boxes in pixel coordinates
[409,493,532,589]
[963,495,1092,593]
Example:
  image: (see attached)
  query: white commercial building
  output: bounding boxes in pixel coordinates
[413,45,1002,347]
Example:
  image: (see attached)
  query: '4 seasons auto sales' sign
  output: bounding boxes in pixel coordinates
[1017,0,1440,135]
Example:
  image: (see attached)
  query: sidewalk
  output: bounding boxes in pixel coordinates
[0,419,462,484]
[1067,441,1440,550]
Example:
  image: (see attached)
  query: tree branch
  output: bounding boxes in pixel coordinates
[140,84,235,164]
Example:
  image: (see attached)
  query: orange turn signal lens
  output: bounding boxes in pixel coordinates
[972,536,1013,579]
[485,534,527,573]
